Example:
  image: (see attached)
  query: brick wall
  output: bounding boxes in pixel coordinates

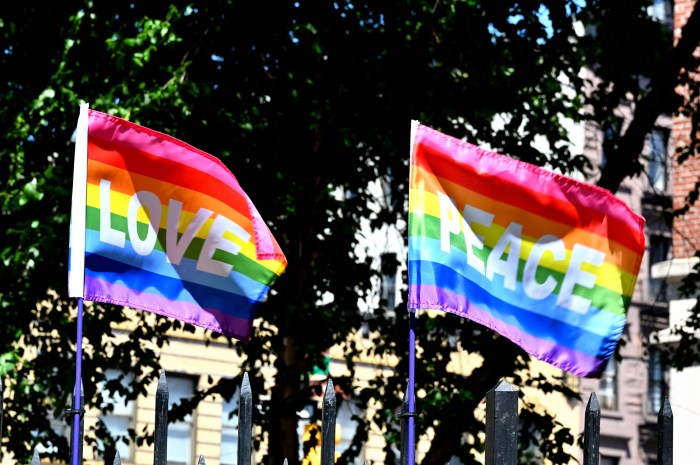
[672,0,700,258]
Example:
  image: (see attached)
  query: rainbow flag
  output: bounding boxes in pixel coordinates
[68,104,287,341]
[408,121,645,377]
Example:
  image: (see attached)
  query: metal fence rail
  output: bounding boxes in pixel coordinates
[0,375,673,465]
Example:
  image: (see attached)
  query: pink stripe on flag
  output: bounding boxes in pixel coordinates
[414,124,644,227]
[88,112,234,186]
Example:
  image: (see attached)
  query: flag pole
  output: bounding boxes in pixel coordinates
[68,103,89,465]
[70,297,84,465]
[406,120,419,465]
[407,308,416,465]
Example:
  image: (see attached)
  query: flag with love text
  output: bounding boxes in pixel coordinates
[408,121,645,377]
[69,104,287,341]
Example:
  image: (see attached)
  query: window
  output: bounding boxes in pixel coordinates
[601,456,620,465]
[100,370,135,462]
[335,398,361,456]
[648,128,669,192]
[648,0,673,32]
[167,375,195,465]
[298,397,363,465]
[220,391,239,465]
[647,348,668,415]
[601,119,621,169]
[648,235,671,302]
[380,252,398,314]
[33,416,69,456]
[363,252,399,338]
[598,360,618,410]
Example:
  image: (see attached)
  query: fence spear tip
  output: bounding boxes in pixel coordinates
[324,378,335,400]
[660,396,673,419]
[31,447,40,465]
[491,379,517,392]
[586,392,600,413]
[157,371,168,396]
[241,372,251,397]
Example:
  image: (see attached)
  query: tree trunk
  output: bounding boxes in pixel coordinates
[268,336,303,465]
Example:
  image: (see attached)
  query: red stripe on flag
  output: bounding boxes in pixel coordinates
[413,143,645,254]
[88,141,251,218]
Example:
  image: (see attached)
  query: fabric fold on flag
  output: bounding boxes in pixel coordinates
[69,105,287,341]
[407,121,645,378]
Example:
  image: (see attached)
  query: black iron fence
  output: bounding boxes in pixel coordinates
[0,373,673,465]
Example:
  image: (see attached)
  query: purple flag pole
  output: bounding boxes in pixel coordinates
[68,104,89,465]
[70,297,84,465]
[407,308,416,465]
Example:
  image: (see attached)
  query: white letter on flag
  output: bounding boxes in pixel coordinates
[557,244,605,314]
[197,215,252,277]
[99,179,126,248]
[127,191,162,256]
[166,199,213,265]
[438,192,461,254]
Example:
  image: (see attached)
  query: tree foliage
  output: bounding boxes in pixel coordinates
[1,1,698,465]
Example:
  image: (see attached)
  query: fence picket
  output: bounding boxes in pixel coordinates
[238,373,253,465]
[154,371,169,465]
[0,373,679,465]
[583,393,600,465]
[30,447,40,465]
[485,380,518,465]
[70,379,85,465]
[320,379,337,465]
[658,396,673,465]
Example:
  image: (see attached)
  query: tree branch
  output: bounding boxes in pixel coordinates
[597,2,700,193]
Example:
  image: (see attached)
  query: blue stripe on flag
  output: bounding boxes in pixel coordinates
[408,236,626,336]
[409,259,624,358]
[85,253,257,318]
[85,228,269,300]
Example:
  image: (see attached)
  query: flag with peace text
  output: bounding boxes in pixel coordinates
[407,121,645,378]
[69,104,287,341]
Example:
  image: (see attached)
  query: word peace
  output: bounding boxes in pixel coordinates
[438,192,604,314]
[98,179,250,277]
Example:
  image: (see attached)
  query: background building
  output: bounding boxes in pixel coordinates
[578,107,673,465]
[649,2,700,465]
[578,1,700,464]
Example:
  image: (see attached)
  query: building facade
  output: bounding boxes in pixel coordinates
[578,108,673,465]
[578,1,699,464]
[649,2,700,465]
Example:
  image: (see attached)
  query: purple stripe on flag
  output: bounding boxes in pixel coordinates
[408,283,609,377]
[84,276,254,340]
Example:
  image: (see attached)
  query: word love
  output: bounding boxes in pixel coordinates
[438,192,604,315]
[98,179,250,277]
